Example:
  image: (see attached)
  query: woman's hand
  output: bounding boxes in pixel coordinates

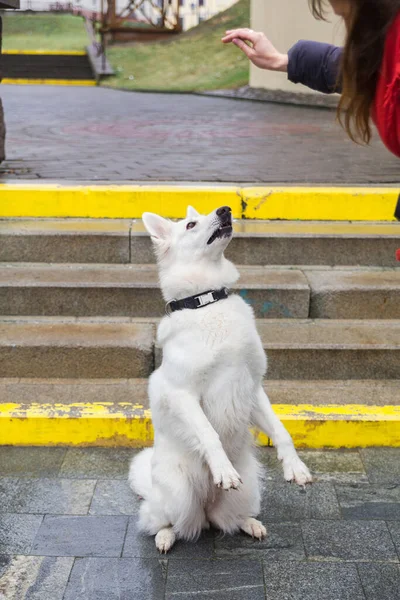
[221,28,288,72]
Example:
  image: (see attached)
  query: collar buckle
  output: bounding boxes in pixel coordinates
[195,291,215,307]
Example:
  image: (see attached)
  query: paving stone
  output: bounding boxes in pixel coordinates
[357,563,400,600]
[387,522,400,558]
[259,482,340,522]
[0,555,73,600]
[263,561,365,600]
[0,514,43,555]
[214,522,305,561]
[0,478,20,512]
[89,479,137,515]
[337,483,400,520]
[6,478,96,515]
[123,515,216,559]
[1,85,398,183]
[31,515,128,557]
[297,450,368,483]
[166,558,265,600]
[0,447,67,478]
[360,449,400,484]
[302,520,398,562]
[59,448,136,479]
[63,557,167,600]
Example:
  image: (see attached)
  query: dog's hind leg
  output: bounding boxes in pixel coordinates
[207,449,265,537]
[252,387,312,486]
[155,527,176,554]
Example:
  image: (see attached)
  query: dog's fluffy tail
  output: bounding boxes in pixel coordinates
[129,448,153,499]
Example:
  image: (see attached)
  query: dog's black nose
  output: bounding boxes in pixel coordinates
[216,206,232,216]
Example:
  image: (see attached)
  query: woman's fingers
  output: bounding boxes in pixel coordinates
[222,28,259,45]
[231,38,255,59]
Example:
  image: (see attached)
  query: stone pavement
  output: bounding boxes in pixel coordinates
[0,447,399,599]
[0,85,398,183]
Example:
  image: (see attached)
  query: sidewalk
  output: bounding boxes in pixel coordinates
[0,447,399,599]
[0,85,398,184]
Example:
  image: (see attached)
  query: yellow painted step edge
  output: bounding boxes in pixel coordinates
[0,184,398,220]
[1,403,399,448]
[3,50,87,55]
[2,79,96,87]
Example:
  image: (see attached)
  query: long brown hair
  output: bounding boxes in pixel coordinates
[309,0,400,144]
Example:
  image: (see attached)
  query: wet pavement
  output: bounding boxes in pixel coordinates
[0,446,399,599]
[0,85,398,184]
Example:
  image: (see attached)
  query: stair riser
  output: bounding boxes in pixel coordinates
[0,234,130,264]
[2,346,398,380]
[0,288,310,319]
[0,347,154,379]
[2,287,400,319]
[2,234,399,267]
[152,347,400,380]
[310,290,400,319]
[266,349,400,380]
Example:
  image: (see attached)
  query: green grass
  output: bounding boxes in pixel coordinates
[2,13,88,51]
[105,0,250,92]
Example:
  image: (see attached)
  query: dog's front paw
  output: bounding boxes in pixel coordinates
[283,456,313,486]
[213,464,242,491]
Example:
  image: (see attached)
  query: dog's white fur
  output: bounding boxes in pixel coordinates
[129,205,312,553]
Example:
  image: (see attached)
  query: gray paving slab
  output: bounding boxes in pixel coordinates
[0,478,20,512]
[1,86,398,182]
[357,563,400,600]
[263,561,365,600]
[387,522,400,558]
[123,517,216,559]
[165,558,266,600]
[337,483,400,520]
[31,515,128,557]
[4,478,96,515]
[63,557,167,600]
[360,448,400,484]
[59,448,136,480]
[302,519,399,562]
[89,479,137,515]
[2,448,400,598]
[214,522,305,561]
[0,555,73,600]
[297,450,368,483]
[0,513,43,555]
[259,482,340,522]
[0,447,67,478]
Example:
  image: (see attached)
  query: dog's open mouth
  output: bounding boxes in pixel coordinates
[207,224,233,245]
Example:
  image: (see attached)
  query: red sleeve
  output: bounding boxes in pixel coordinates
[373,12,400,158]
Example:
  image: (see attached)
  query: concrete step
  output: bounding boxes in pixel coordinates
[305,269,400,319]
[1,219,400,267]
[258,320,400,380]
[1,317,399,380]
[1,377,399,407]
[0,264,310,319]
[1,263,400,319]
[0,319,155,379]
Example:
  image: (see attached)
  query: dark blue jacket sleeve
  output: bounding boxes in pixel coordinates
[287,40,343,94]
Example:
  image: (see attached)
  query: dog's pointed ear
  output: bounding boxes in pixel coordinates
[186,205,200,220]
[142,213,172,241]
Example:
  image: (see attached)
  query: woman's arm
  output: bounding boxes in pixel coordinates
[222,30,343,94]
[288,40,342,94]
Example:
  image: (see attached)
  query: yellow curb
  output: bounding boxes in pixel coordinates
[2,79,96,87]
[0,184,398,220]
[1,403,399,448]
[3,50,87,55]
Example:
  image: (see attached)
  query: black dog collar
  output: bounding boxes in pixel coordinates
[166,288,229,315]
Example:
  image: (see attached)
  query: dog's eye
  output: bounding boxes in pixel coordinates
[186,222,196,230]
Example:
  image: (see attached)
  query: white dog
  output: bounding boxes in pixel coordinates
[129,205,312,553]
